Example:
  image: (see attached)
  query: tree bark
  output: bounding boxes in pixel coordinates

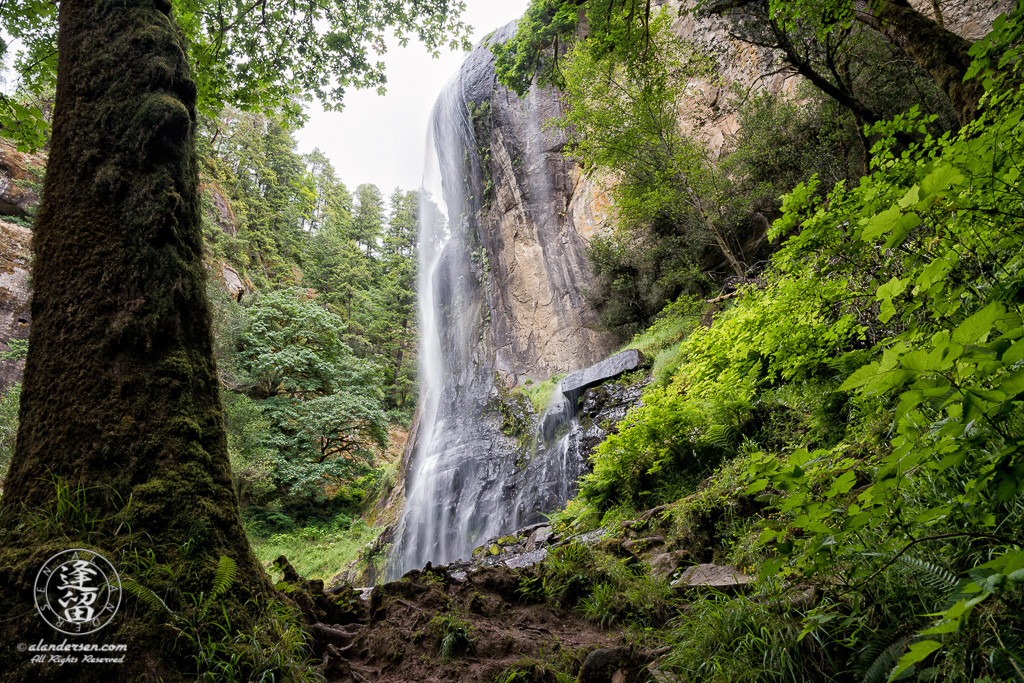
[852,0,981,126]
[712,0,983,126]
[0,0,269,676]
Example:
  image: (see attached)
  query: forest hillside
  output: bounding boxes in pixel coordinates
[0,0,1022,680]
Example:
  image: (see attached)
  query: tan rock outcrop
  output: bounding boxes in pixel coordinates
[0,139,45,219]
[564,0,1014,254]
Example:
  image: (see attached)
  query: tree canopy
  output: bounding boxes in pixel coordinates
[0,0,472,149]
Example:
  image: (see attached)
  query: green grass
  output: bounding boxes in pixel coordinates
[250,517,381,582]
[520,374,565,414]
[621,297,704,385]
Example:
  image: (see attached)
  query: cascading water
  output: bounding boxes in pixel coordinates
[388,23,605,578]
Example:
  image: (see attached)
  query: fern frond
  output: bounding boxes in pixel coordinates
[991,644,1024,682]
[895,555,958,592]
[211,555,237,598]
[122,577,170,614]
[857,635,911,683]
[704,424,736,447]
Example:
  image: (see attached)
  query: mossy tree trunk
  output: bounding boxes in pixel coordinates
[852,0,982,126]
[0,0,270,677]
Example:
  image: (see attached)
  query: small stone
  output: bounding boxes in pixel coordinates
[527,526,554,550]
[496,535,519,545]
[488,544,501,556]
[472,546,485,556]
[623,536,665,553]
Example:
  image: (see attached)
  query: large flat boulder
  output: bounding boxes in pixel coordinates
[561,349,645,405]
[672,563,755,594]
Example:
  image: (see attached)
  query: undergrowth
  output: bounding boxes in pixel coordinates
[541,7,1024,681]
[250,513,381,582]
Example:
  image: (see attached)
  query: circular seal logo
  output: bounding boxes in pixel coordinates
[34,549,122,635]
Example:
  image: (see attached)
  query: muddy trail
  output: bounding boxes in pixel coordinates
[279,558,659,683]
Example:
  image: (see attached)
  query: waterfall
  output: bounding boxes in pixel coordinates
[388,22,607,579]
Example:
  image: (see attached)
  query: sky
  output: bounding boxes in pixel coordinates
[293,1,531,199]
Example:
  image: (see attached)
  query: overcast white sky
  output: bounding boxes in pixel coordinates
[293,1,530,198]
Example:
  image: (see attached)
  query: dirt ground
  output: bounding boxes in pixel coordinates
[309,565,627,683]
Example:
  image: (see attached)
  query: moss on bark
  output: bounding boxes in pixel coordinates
[0,0,271,679]
[854,0,983,126]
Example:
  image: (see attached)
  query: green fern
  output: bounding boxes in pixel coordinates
[211,555,237,599]
[704,423,736,447]
[122,577,170,614]
[895,555,958,593]
[991,644,1024,682]
[856,634,911,683]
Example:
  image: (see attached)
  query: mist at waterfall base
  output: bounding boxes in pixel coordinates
[388,27,589,579]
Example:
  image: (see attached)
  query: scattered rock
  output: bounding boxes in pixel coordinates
[526,526,555,550]
[623,536,665,554]
[649,551,691,582]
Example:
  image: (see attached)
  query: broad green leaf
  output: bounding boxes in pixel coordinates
[884,212,922,248]
[826,470,857,498]
[920,620,959,635]
[888,640,942,681]
[951,302,1005,345]
[919,164,965,197]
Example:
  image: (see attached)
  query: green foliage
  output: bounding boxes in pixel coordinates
[744,15,1024,672]
[493,0,658,97]
[492,0,582,96]
[577,266,861,515]
[492,657,578,683]
[657,581,839,682]
[237,288,387,499]
[0,382,20,485]
[250,512,382,582]
[521,374,565,414]
[0,338,29,361]
[171,559,320,683]
[2,0,471,148]
[430,614,476,662]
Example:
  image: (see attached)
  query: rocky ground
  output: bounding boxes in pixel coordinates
[286,502,765,683]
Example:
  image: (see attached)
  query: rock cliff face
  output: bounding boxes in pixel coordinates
[0,220,32,388]
[0,140,42,389]
[391,24,623,576]
[465,29,619,383]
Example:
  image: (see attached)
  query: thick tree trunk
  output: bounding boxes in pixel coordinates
[852,0,982,125]
[0,0,269,677]
[713,0,983,125]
